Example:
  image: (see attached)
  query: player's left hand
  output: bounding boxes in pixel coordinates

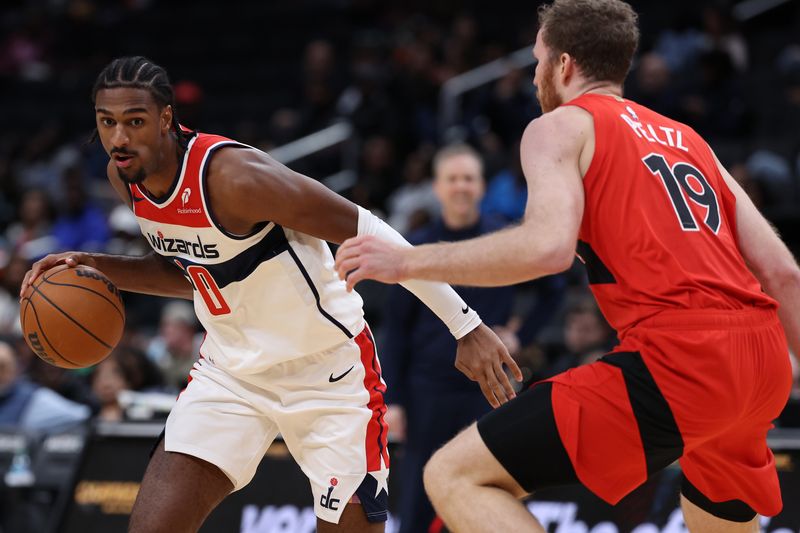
[456,323,524,408]
[334,235,407,291]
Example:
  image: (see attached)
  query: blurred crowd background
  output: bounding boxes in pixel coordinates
[0,0,799,439]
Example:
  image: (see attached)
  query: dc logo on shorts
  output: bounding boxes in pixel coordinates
[320,477,340,511]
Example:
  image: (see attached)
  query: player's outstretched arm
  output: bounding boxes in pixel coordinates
[715,153,800,362]
[334,107,588,288]
[20,251,193,300]
[205,147,522,405]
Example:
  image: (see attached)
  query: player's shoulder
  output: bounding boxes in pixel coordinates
[522,105,593,153]
[205,142,274,186]
[204,138,297,212]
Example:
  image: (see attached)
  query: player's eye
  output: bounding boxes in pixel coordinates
[130,118,144,127]
[100,118,115,127]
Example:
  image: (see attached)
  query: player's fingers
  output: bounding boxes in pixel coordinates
[455,361,475,380]
[494,361,517,402]
[26,260,49,286]
[28,254,73,287]
[477,378,500,408]
[345,269,367,292]
[483,367,510,406]
[334,239,361,265]
[503,351,524,382]
[336,257,362,280]
[19,271,32,298]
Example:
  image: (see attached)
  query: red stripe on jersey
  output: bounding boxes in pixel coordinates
[428,516,445,533]
[357,326,389,471]
[131,192,211,227]
[130,132,237,228]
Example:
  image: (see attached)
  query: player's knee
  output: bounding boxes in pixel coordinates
[423,445,462,503]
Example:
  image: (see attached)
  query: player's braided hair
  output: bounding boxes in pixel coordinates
[89,56,193,148]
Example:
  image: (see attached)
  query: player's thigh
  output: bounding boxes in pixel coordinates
[467,381,580,496]
[275,327,390,525]
[680,495,758,533]
[165,358,279,491]
[129,439,233,533]
[424,423,527,499]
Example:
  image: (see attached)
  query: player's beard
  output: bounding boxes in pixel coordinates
[116,166,147,184]
[536,60,563,114]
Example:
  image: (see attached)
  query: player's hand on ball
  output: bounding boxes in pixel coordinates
[456,323,524,408]
[334,236,407,292]
[20,252,97,298]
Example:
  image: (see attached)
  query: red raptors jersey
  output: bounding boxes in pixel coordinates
[565,93,776,337]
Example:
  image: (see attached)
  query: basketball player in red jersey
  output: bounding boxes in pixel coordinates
[335,0,800,531]
[19,57,521,533]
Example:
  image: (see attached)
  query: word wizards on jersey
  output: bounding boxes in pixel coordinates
[129,132,364,375]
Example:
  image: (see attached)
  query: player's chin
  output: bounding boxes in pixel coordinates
[117,166,147,184]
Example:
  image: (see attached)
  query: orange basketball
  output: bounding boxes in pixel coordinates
[20,264,125,369]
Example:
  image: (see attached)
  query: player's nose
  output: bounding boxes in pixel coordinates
[110,125,130,147]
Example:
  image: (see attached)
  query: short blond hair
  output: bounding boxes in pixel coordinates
[432,144,484,178]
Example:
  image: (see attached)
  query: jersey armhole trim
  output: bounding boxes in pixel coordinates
[200,143,270,241]
[562,101,602,186]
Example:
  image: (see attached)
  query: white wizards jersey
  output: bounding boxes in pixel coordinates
[129,132,365,375]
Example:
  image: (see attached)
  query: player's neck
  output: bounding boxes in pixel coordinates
[578,81,623,99]
[140,133,185,198]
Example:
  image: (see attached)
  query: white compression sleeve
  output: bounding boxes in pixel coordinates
[356,206,482,339]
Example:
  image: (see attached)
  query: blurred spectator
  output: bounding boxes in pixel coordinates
[352,135,399,213]
[90,346,163,422]
[379,144,560,533]
[765,46,800,144]
[542,297,616,379]
[0,8,53,81]
[13,122,79,197]
[0,255,31,337]
[728,162,766,211]
[677,49,749,139]
[51,166,110,252]
[475,68,536,147]
[625,52,679,118]
[105,204,148,256]
[0,341,90,432]
[392,33,441,144]
[743,150,795,212]
[700,5,748,72]
[146,300,203,391]
[27,355,95,408]
[336,31,398,139]
[5,188,58,261]
[653,15,706,74]
[442,14,480,75]
[481,141,527,222]
[297,40,343,135]
[386,146,439,235]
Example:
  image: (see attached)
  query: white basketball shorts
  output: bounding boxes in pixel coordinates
[163,325,390,524]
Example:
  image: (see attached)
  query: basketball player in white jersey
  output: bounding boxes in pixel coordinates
[21,56,522,533]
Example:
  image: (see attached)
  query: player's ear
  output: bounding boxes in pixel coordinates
[161,105,173,134]
[560,52,575,83]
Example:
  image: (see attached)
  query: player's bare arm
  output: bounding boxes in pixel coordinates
[715,152,800,362]
[205,146,358,243]
[206,147,522,406]
[334,106,590,288]
[20,161,193,300]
